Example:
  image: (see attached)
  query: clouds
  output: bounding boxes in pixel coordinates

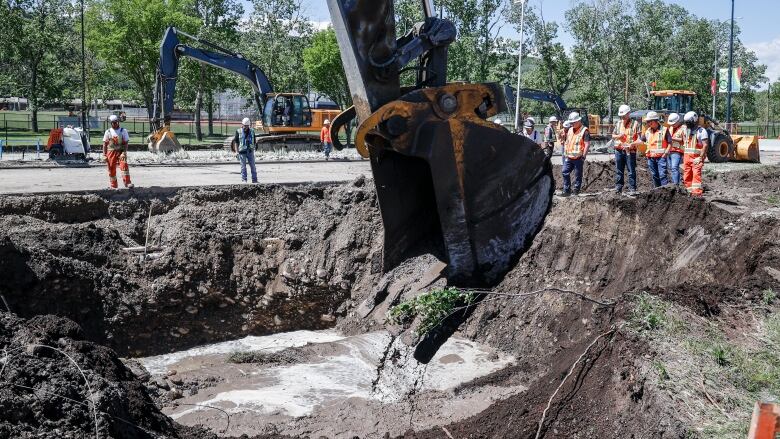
[746,38,780,84]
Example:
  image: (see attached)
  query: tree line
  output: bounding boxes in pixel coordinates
[0,0,773,135]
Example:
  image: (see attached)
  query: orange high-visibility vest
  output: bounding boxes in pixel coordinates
[644,127,667,158]
[320,126,331,143]
[684,127,705,156]
[614,119,638,151]
[565,126,588,159]
[668,125,685,154]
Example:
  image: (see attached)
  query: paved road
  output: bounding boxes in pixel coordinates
[0,161,372,194]
[1,150,777,195]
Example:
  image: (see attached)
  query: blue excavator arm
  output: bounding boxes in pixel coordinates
[151,27,273,130]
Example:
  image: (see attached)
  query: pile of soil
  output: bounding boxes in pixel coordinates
[0,179,383,357]
[0,311,176,438]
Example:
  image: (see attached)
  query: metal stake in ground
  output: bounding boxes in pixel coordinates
[144,204,153,258]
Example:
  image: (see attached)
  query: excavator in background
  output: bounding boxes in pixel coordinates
[503,86,606,141]
[327,0,553,286]
[148,27,340,154]
[632,90,760,163]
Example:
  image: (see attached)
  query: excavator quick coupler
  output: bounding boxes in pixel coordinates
[356,83,553,285]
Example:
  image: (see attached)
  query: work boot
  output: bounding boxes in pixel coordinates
[573,188,580,196]
[557,190,571,198]
[126,183,134,189]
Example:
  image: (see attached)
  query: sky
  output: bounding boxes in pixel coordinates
[242,0,780,83]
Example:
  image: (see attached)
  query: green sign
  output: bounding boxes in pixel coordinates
[718,67,742,93]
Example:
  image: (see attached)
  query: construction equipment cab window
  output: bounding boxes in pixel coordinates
[264,94,313,128]
[651,91,694,114]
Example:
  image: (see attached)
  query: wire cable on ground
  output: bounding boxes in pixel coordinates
[534,327,617,439]
[177,403,231,433]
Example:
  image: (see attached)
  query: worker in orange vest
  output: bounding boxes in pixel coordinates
[639,111,671,188]
[102,114,133,189]
[320,119,332,161]
[560,112,590,196]
[612,104,640,194]
[682,111,709,196]
[666,113,686,185]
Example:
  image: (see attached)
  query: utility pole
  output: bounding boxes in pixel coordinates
[712,43,719,119]
[513,0,527,132]
[80,0,88,132]
[624,70,629,103]
[725,0,735,128]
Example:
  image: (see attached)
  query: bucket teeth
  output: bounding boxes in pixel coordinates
[357,83,554,284]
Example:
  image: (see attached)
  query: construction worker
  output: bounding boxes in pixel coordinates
[666,113,685,185]
[561,112,589,196]
[233,117,258,183]
[611,104,639,194]
[320,119,332,161]
[682,111,709,196]
[543,116,558,159]
[521,119,543,147]
[559,120,571,165]
[639,111,671,188]
[102,114,133,189]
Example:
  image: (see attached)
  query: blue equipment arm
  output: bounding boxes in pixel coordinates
[151,27,273,129]
[503,85,568,116]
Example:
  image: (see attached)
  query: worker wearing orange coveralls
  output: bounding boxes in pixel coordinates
[682,111,709,196]
[320,119,332,161]
[103,114,133,189]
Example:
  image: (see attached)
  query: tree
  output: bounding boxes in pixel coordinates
[180,0,243,140]
[241,0,312,106]
[302,28,350,109]
[3,0,80,131]
[87,0,198,118]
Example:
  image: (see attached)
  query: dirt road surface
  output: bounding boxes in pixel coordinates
[0,160,372,194]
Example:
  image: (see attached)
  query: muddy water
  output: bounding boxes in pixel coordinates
[140,330,522,437]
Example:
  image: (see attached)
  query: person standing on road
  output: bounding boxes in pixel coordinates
[102,114,133,189]
[320,119,333,161]
[543,116,558,160]
[666,113,685,186]
[639,111,671,188]
[682,111,709,196]
[233,117,258,184]
[611,104,639,194]
[561,112,590,196]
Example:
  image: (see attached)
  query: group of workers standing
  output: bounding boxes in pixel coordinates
[504,105,709,197]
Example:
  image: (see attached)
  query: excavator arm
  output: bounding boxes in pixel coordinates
[148,27,273,152]
[327,0,554,285]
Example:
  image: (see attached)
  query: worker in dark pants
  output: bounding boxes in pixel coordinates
[543,116,558,160]
[611,104,639,195]
[640,111,671,188]
[233,117,258,183]
[560,112,590,196]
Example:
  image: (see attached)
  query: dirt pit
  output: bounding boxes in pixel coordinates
[0,164,779,438]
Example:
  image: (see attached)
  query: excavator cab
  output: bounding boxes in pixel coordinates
[261,93,313,131]
[650,90,695,114]
[328,0,553,285]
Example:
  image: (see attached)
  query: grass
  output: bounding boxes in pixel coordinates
[763,289,777,305]
[767,195,780,206]
[630,292,673,332]
[388,287,476,336]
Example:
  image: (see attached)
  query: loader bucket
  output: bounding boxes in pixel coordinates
[357,83,554,285]
[731,135,761,163]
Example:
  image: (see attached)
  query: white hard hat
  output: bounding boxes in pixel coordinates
[618,104,631,117]
[563,121,572,128]
[645,111,660,122]
[523,119,535,128]
[242,117,251,126]
[548,116,558,123]
[108,115,119,123]
[684,111,698,122]
[527,117,536,124]
[567,112,582,123]
[324,119,330,125]
[668,113,681,125]
[494,118,502,125]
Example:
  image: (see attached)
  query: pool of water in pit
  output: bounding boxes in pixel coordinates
[139,329,521,436]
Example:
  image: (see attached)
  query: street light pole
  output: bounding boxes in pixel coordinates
[513,0,526,132]
[80,0,87,131]
[725,0,735,128]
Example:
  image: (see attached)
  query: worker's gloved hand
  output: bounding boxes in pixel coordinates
[620,134,627,142]
[120,152,127,161]
[100,154,107,162]
[693,157,702,165]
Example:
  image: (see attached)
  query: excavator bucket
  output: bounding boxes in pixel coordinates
[356,83,554,284]
[328,0,553,284]
[731,134,761,163]
[147,126,183,154]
